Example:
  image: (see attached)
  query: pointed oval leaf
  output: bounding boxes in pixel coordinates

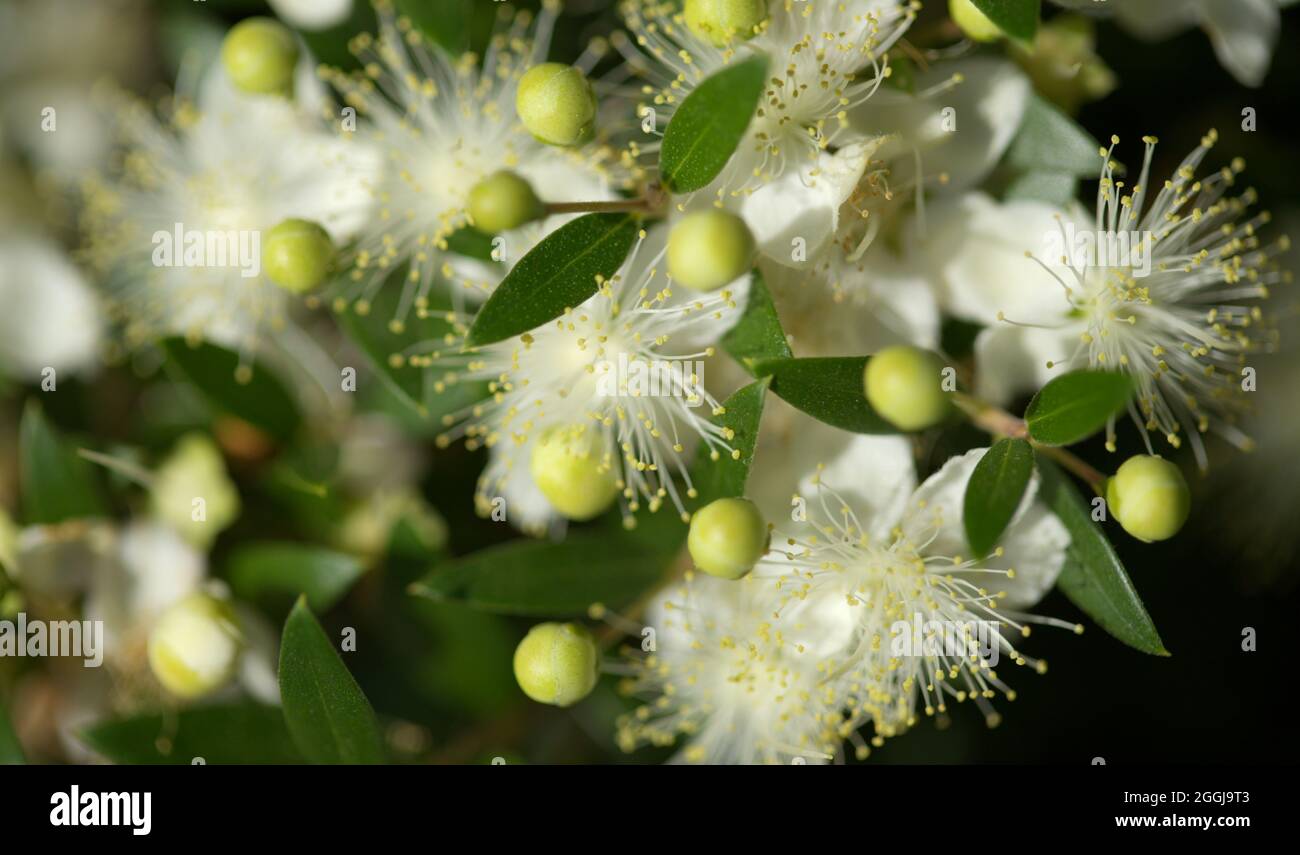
[1005,93,1100,177]
[465,212,640,347]
[689,378,769,506]
[19,401,106,525]
[279,598,387,764]
[752,356,897,434]
[1025,369,1132,447]
[721,269,792,372]
[1037,456,1168,656]
[970,0,1040,43]
[963,438,1035,558]
[660,54,768,193]
[226,542,364,616]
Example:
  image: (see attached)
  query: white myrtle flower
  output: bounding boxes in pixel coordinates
[613,573,847,764]
[419,224,748,532]
[759,447,1073,751]
[82,63,377,366]
[318,0,631,316]
[617,0,917,201]
[0,233,104,381]
[971,133,1289,466]
[268,0,355,32]
[1110,0,1284,88]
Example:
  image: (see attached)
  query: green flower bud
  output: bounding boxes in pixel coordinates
[263,218,335,293]
[863,345,951,432]
[949,0,1003,43]
[515,63,597,147]
[688,497,769,580]
[1106,455,1191,543]
[467,171,545,234]
[529,426,620,521]
[150,433,240,549]
[148,594,243,700]
[684,0,768,47]
[513,622,600,707]
[666,210,755,292]
[221,17,299,97]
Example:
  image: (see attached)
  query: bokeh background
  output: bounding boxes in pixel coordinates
[1,0,1297,763]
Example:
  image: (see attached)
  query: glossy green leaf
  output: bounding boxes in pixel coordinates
[465,213,640,347]
[970,0,1040,43]
[1037,456,1168,656]
[19,401,106,525]
[279,598,387,764]
[80,703,303,764]
[1025,370,1132,446]
[161,338,301,441]
[722,269,791,372]
[689,378,768,506]
[411,515,681,617]
[1004,93,1101,177]
[660,54,768,193]
[753,356,897,434]
[963,438,1035,558]
[226,542,364,616]
[0,703,24,765]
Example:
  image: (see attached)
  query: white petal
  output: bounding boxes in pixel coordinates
[747,395,915,540]
[234,604,282,704]
[0,234,103,379]
[1114,0,1200,40]
[267,0,354,31]
[1199,0,1280,87]
[740,141,879,267]
[973,323,1084,406]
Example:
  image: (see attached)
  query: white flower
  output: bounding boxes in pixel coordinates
[758,447,1072,749]
[82,62,377,360]
[0,233,103,381]
[618,0,917,200]
[319,0,629,314]
[967,133,1287,466]
[424,224,748,532]
[614,573,846,764]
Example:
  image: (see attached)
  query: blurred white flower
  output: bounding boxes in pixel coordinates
[319,0,628,315]
[268,0,354,31]
[1113,0,1283,88]
[0,233,104,381]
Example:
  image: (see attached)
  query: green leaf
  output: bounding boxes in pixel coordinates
[970,0,1040,43]
[1004,94,1101,177]
[690,378,769,505]
[722,269,791,372]
[279,598,387,764]
[1037,457,1168,656]
[161,338,301,441]
[1025,370,1132,447]
[660,54,768,193]
[465,213,640,347]
[753,356,897,434]
[0,703,24,765]
[226,542,364,616]
[80,703,303,764]
[394,0,470,54]
[336,267,488,420]
[411,515,681,616]
[963,438,1035,558]
[1004,170,1078,206]
[19,401,106,525]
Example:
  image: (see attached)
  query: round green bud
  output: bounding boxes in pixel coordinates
[513,622,600,707]
[949,0,1003,43]
[221,17,300,97]
[1106,455,1191,543]
[688,497,769,580]
[147,594,243,700]
[666,210,755,292]
[263,218,334,293]
[684,0,768,47]
[529,427,620,521]
[863,345,951,432]
[515,63,597,147]
[467,170,545,234]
